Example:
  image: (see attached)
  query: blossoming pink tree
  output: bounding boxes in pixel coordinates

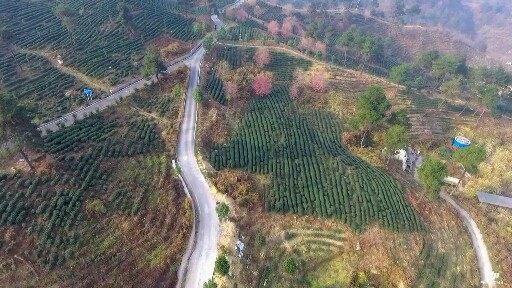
[310,72,327,93]
[252,73,273,96]
[254,48,271,67]
[235,8,248,21]
[281,17,295,38]
[267,20,280,37]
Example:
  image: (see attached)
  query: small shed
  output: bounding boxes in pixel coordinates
[393,147,420,172]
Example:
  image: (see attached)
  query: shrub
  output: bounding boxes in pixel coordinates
[438,146,453,159]
[203,278,217,288]
[216,202,230,221]
[418,157,448,198]
[255,231,266,247]
[215,254,230,276]
[384,125,409,152]
[283,257,298,274]
[194,88,204,103]
[452,144,486,174]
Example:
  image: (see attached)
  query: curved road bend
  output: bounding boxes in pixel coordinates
[176,46,220,288]
[440,191,496,287]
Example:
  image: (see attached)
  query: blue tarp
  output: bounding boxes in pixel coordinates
[83,88,93,97]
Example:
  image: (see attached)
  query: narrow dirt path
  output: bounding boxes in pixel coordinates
[18,48,112,92]
[219,42,403,89]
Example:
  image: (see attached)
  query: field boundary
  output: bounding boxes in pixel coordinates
[218,42,404,89]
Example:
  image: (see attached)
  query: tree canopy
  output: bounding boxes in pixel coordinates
[283,257,298,274]
[215,254,230,276]
[203,279,217,288]
[389,63,430,89]
[0,93,38,143]
[418,157,448,199]
[216,202,229,221]
[194,88,204,103]
[353,85,391,130]
[432,54,467,80]
[203,34,216,51]
[140,47,166,80]
[336,27,384,62]
[0,92,40,170]
[417,50,440,70]
[384,124,409,152]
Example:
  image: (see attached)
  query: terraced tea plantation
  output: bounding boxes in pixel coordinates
[0,0,199,82]
[0,114,160,267]
[0,79,190,285]
[0,50,85,123]
[205,70,227,105]
[217,46,255,69]
[210,87,422,232]
[267,51,312,83]
[218,21,267,42]
[399,91,477,139]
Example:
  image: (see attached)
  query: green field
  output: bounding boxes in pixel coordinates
[218,21,267,42]
[210,87,422,232]
[205,70,227,105]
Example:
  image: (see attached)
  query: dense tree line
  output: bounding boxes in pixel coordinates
[389,50,512,117]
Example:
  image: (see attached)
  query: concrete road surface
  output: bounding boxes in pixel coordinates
[211,15,225,30]
[175,47,220,288]
[440,192,496,287]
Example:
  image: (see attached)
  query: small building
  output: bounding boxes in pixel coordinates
[83,88,94,101]
[57,55,63,65]
[235,239,245,258]
[393,147,420,172]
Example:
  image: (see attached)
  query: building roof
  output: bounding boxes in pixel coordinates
[477,192,512,209]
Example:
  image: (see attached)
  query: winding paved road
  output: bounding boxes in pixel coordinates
[175,46,220,288]
[36,12,227,288]
[440,191,496,287]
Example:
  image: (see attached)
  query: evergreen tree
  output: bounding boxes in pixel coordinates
[0,92,40,171]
